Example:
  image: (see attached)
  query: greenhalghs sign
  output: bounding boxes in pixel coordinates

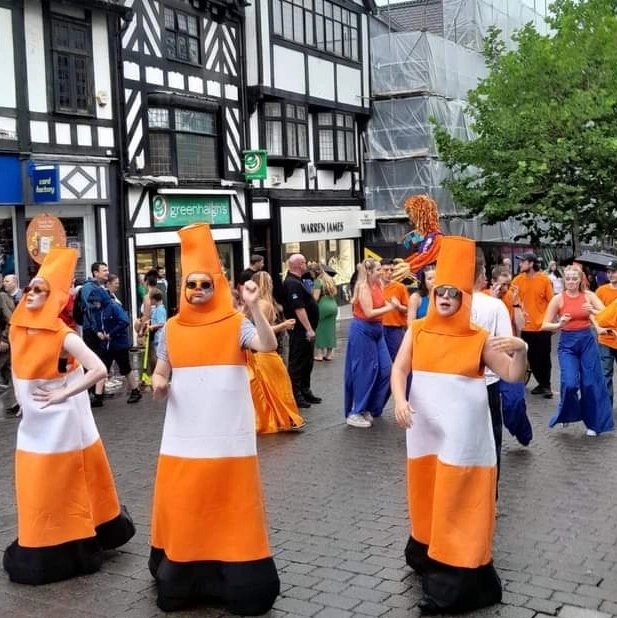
[243,150,267,180]
[152,195,231,228]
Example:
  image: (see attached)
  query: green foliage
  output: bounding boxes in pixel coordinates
[433,0,617,247]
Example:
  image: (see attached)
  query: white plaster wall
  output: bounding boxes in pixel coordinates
[77,124,92,146]
[273,46,305,94]
[188,76,204,93]
[317,169,352,191]
[245,1,259,86]
[124,61,140,81]
[30,120,49,143]
[265,165,306,190]
[55,122,71,144]
[308,56,335,102]
[260,0,271,87]
[361,14,370,109]
[336,64,362,107]
[249,111,259,150]
[24,0,47,113]
[92,13,112,120]
[0,117,17,138]
[145,66,164,85]
[0,9,16,109]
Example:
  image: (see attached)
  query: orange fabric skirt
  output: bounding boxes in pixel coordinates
[248,351,304,434]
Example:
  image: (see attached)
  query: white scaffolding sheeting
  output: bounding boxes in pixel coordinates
[371,31,487,99]
[443,0,548,52]
[366,96,474,160]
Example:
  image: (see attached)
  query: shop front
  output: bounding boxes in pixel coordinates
[127,188,249,320]
[279,205,371,304]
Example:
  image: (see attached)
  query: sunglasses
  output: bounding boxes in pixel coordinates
[434,285,462,299]
[24,285,49,295]
[186,279,213,291]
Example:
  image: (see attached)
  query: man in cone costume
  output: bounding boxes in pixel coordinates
[4,248,135,585]
[149,223,280,614]
[391,236,527,614]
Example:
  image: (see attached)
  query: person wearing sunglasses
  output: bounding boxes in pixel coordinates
[4,248,135,586]
[148,224,280,614]
[391,236,528,615]
[541,265,613,436]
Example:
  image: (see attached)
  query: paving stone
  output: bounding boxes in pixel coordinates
[310,593,360,610]
[558,606,612,618]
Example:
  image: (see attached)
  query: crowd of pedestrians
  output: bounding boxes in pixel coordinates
[1,230,617,616]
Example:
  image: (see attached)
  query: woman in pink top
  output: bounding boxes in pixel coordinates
[344,260,398,428]
[542,266,613,435]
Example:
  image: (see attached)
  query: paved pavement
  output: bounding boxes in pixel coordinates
[1,327,617,618]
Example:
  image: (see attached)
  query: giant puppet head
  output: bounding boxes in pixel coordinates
[11,247,78,331]
[402,194,443,278]
[176,223,237,326]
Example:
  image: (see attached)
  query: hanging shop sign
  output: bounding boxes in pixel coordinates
[152,195,231,228]
[26,213,66,264]
[280,206,363,243]
[243,150,268,180]
[31,165,60,203]
[0,155,22,204]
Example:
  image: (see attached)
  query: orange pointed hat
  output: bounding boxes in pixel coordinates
[11,247,78,331]
[176,223,236,326]
[423,236,477,336]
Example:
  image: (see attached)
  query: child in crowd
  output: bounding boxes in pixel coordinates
[149,289,167,354]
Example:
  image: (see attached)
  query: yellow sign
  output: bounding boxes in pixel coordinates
[364,247,382,261]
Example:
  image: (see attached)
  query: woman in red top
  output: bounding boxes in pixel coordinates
[344,259,398,428]
[542,266,613,435]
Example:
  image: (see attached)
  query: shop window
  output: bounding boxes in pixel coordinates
[147,108,219,179]
[164,6,200,65]
[51,15,94,114]
[264,102,308,159]
[272,0,359,62]
[316,112,355,163]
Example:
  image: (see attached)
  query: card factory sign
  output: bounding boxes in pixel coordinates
[152,195,231,227]
[280,206,372,243]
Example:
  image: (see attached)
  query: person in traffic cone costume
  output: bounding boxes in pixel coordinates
[390,237,528,614]
[149,223,280,614]
[3,248,135,585]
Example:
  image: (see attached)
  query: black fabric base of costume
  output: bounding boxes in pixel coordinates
[149,547,280,615]
[405,536,502,614]
[3,505,135,586]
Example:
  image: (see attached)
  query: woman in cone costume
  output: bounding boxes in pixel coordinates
[150,223,280,614]
[247,271,305,434]
[3,248,135,585]
[391,236,528,614]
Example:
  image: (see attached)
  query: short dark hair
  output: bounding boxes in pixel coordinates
[150,289,163,302]
[250,254,264,266]
[380,258,394,266]
[144,269,158,286]
[91,261,107,276]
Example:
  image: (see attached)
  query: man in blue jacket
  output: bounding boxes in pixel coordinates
[79,262,109,355]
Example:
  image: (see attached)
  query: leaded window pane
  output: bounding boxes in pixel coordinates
[55,54,71,108]
[324,1,332,17]
[273,0,283,34]
[346,132,355,161]
[319,130,334,160]
[149,133,172,175]
[188,38,199,64]
[315,0,323,14]
[148,108,170,129]
[164,8,175,30]
[177,35,189,61]
[283,2,293,39]
[318,112,332,126]
[345,114,353,129]
[177,13,188,32]
[287,123,298,157]
[351,28,358,61]
[286,104,296,119]
[296,106,306,121]
[72,28,88,51]
[336,113,345,127]
[316,16,324,48]
[165,33,177,58]
[305,12,313,45]
[175,110,216,135]
[266,120,283,155]
[293,5,304,42]
[325,18,334,52]
[187,15,198,36]
[177,134,217,178]
[265,102,282,117]
[53,21,70,48]
[298,124,308,157]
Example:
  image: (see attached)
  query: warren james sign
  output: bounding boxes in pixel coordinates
[281,206,370,243]
[152,195,231,227]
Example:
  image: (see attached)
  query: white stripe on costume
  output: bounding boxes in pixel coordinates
[161,365,257,458]
[13,368,99,454]
[407,371,496,467]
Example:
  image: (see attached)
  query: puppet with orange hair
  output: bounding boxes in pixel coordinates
[402,194,443,275]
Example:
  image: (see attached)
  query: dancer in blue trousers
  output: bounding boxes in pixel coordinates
[542,266,613,436]
[344,259,397,429]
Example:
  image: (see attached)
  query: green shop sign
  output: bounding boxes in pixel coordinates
[152,195,231,228]
[244,150,267,180]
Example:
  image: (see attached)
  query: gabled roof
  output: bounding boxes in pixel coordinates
[376,0,443,34]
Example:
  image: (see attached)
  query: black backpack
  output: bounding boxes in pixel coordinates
[73,288,85,326]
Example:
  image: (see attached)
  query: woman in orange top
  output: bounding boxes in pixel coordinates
[3,248,135,585]
[247,271,305,433]
[542,265,612,435]
[344,259,398,428]
[391,236,527,614]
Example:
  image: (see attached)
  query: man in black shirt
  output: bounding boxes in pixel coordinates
[238,254,265,286]
[283,254,321,408]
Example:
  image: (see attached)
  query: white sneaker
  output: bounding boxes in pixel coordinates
[361,411,373,424]
[346,414,372,428]
[586,429,597,437]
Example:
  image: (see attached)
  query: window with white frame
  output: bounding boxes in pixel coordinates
[272,0,359,62]
[265,102,308,158]
[164,6,200,65]
[316,112,355,163]
[148,108,219,179]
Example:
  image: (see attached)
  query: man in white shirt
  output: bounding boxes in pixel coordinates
[471,251,513,488]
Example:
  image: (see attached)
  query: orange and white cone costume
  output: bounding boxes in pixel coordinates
[3,248,134,585]
[405,236,502,613]
[149,224,279,614]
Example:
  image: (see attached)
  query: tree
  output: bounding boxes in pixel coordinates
[433,0,617,249]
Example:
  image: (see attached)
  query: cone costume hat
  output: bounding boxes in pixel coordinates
[405,236,502,613]
[149,224,279,614]
[4,248,134,585]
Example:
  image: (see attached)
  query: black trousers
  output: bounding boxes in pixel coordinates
[521,330,552,388]
[288,330,315,400]
[487,381,503,494]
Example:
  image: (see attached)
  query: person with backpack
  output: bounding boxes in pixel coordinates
[75,262,109,358]
[87,286,142,406]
